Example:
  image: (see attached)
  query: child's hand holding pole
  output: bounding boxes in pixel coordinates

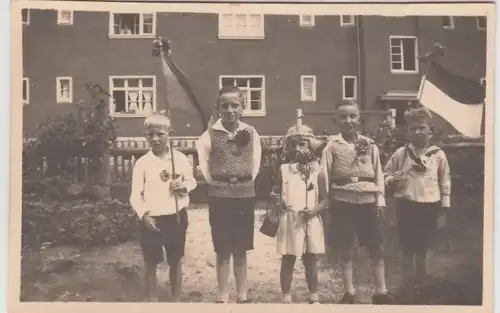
[301,198,328,220]
[170,176,187,195]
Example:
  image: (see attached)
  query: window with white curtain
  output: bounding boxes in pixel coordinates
[219,75,266,116]
[109,76,156,116]
[109,13,156,37]
[218,13,264,39]
[56,77,73,103]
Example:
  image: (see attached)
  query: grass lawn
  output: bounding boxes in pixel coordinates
[20,194,483,305]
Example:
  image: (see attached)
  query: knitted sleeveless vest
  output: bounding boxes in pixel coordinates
[208,128,255,198]
[329,139,380,195]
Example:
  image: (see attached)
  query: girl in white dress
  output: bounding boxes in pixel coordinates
[271,125,329,304]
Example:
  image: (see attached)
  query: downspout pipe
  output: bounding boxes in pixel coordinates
[355,15,366,130]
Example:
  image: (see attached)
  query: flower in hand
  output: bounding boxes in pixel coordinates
[300,207,314,220]
[233,129,251,147]
[391,170,406,182]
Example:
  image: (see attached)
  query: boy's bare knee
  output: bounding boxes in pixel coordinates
[216,252,231,263]
[233,250,247,259]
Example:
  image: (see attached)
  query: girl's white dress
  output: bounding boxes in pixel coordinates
[276,162,326,256]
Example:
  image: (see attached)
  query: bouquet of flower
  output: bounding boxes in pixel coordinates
[354,137,371,163]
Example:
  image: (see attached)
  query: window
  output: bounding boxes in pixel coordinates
[22,9,30,25]
[299,15,315,27]
[110,76,156,116]
[389,36,419,74]
[109,13,155,37]
[219,76,266,116]
[218,13,264,39]
[477,16,486,30]
[23,78,29,105]
[342,76,357,100]
[57,10,73,25]
[340,15,355,27]
[442,16,454,29]
[301,75,316,102]
[56,77,73,103]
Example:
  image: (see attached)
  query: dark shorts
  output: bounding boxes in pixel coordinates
[396,199,440,253]
[329,200,382,258]
[208,197,255,254]
[139,209,188,266]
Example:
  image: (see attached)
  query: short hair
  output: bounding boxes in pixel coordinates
[336,100,359,110]
[404,106,433,125]
[144,113,172,130]
[217,85,246,108]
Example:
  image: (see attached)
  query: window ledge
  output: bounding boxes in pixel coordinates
[242,111,266,117]
[23,101,29,106]
[390,70,419,75]
[111,113,153,118]
[57,100,72,104]
[108,34,156,39]
[218,35,265,40]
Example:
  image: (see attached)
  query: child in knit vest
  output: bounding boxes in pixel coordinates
[384,107,451,304]
[196,86,262,303]
[271,124,328,304]
[320,100,393,304]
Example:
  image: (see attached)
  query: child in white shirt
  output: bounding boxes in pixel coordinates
[130,114,197,302]
[384,107,451,304]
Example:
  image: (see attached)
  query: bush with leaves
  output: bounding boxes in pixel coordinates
[23,101,117,199]
[22,197,138,249]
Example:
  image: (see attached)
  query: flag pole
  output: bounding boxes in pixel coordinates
[417,43,444,107]
[157,36,181,224]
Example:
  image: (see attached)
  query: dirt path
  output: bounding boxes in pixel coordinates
[20,204,483,304]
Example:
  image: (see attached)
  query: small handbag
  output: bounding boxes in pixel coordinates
[260,192,281,238]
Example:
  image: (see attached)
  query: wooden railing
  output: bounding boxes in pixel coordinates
[27,135,485,190]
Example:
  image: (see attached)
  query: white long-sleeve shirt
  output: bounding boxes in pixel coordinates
[195,118,262,182]
[130,149,197,218]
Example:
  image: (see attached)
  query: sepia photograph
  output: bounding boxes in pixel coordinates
[10,1,494,312]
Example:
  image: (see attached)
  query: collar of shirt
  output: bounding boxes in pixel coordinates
[211,118,251,134]
[408,143,440,157]
[328,133,374,145]
[145,149,172,161]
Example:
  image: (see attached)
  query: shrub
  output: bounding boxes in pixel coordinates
[23,100,117,199]
[22,197,138,249]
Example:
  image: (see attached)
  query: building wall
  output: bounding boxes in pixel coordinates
[22,10,487,138]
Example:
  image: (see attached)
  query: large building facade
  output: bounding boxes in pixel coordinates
[21,9,487,139]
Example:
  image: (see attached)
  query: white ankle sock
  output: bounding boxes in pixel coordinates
[282,294,292,303]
